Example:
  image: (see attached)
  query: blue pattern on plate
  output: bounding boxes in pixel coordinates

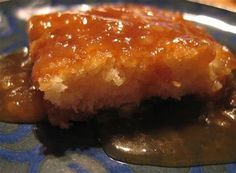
[0,0,236,172]
[0,142,44,173]
[189,167,204,173]
[0,125,32,143]
[68,163,91,173]
[226,164,236,173]
[81,148,133,173]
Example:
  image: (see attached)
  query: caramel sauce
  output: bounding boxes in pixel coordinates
[29,4,225,84]
[0,49,45,123]
[97,95,236,166]
[1,49,236,166]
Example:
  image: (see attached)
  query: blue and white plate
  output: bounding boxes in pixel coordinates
[0,0,236,172]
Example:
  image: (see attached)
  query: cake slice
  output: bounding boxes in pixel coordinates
[28,4,236,127]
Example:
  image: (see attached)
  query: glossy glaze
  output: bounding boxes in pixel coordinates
[28,4,236,83]
[98,89,236,166]
[0,50,45,122]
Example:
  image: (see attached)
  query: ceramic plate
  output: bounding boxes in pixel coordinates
[0,0,236,172]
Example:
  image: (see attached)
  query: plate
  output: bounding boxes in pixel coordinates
[0,0,236,172]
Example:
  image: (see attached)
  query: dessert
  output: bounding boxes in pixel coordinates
[28,4,236,127]
[1,3,236,167]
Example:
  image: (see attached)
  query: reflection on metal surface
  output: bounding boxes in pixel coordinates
[184,13,236,34]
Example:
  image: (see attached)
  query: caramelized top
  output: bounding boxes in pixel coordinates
[28,4,236,82]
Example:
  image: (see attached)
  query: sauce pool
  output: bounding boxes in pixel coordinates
[97,96,236,166]
[0,49,45,122]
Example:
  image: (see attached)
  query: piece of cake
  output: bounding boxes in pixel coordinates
[28,4,236,127]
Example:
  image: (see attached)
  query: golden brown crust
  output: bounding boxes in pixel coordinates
[28,4,236,126]
[29,4,228,82]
